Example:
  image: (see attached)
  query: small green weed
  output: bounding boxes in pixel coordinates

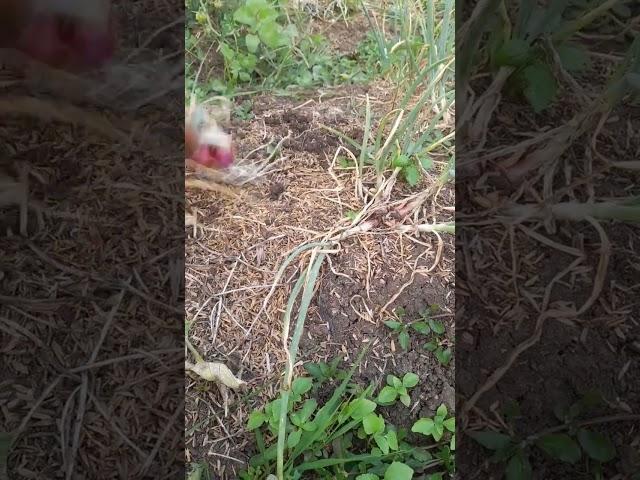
[345,210,360,221]
[234,99,255,120]
[376,373,419,407]
[412,306,452,367]
[304,357,347,386]
[391,153,434,187]
[383,306,451,366]
[467,391,637,479]
[187,461,212,480]
[412,404,455,446]
[384,307,432,351]
[485,0,628,112]
[422,332,451,367]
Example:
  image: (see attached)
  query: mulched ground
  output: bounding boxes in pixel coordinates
[184,15,455,478]
[185,81,455,478]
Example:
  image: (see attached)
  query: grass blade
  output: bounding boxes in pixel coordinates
[277,252,327,479]
[287,347,369,465]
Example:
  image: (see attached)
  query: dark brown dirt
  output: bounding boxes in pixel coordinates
[300,232,456,434]
[309,14,371,55]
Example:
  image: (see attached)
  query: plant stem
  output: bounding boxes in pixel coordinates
[277,252,327,479]
[186,336,205,364]
[522,413,640,445]
[397,222,455,234]
[276,390,291,480]
[552,0,622,44]
[611,161,640,171]
[504,201,640,223]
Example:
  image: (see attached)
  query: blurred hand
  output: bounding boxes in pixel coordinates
[0,0,115,70]
[185,107,235,169]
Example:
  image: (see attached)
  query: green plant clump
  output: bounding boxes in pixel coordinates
[185,0,384,97]
[468,391,637,479]
[384,306,452,366]
[485,0,631,112]
[240,356,455,480]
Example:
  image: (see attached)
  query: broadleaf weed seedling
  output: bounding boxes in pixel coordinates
[391,152,433,187]
[467,391,634,479]
[419,306,452,366]
[303,356,346,386]
[384,305,452,366]
[484,0,626,112]
[187,461,212,480]
[376,372,420,407]
[384,306,434,351]
[412,404,456,445]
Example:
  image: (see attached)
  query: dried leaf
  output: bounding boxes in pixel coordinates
[185,361,245,389]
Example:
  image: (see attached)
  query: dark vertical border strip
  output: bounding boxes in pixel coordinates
[457,1,640,478]
[1,1,185,478]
